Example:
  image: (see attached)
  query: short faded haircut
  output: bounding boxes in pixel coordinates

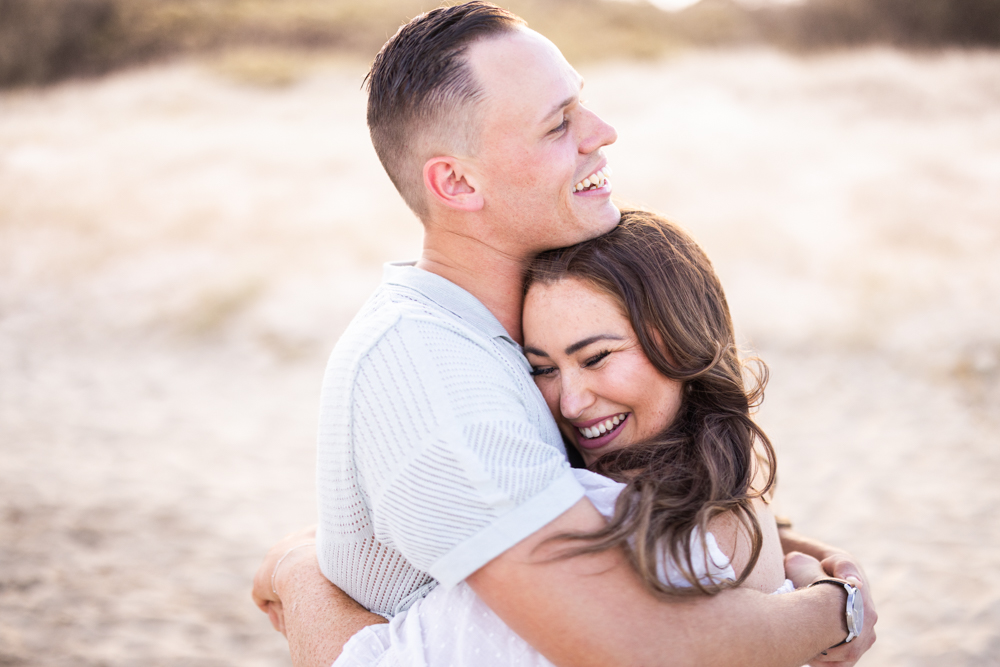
[364,2,525,219]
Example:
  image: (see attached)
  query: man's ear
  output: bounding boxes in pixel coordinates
[423,157,484,212]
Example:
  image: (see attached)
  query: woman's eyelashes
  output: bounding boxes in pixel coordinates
[530,350,614,377]
[583,349,612,368]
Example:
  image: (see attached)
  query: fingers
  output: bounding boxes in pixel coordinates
[810,623,874,664]
[820,551,879,654]
[804,551,877,665]
[783,551,825,589]
[266,602,287,636]
[820,552,865,588]
[251,525,319,632]
[252,562,277,611]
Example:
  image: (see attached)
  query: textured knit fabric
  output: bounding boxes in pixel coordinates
[332,468,796,667]
[316,262,585,618]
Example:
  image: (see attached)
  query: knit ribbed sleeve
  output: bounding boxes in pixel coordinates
[316,269,584,617]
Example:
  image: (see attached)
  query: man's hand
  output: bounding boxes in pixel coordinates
[252,526,318,635]
[781,528,879,667]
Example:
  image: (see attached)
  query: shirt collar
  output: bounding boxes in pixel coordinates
[381,261,517,345]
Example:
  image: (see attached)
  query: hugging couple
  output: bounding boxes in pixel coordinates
[251,3,878,666]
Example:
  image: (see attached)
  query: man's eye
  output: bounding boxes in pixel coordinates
[530,366,556,377]
[583,350,611,368]
[550,118,568,133]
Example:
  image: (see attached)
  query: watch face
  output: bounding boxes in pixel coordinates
[848,587,864,635]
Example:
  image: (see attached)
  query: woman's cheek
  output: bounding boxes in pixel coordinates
[536,379,561,418]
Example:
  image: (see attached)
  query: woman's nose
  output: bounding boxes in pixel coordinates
[559,374,595,421]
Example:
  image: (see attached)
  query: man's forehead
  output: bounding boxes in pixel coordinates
[468,28,581,120]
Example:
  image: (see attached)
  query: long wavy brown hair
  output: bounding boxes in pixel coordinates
[525,209,776,596]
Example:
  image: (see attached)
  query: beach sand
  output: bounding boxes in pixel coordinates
[1,48,998,665]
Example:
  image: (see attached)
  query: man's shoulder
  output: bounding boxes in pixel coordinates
[331,281,498,369]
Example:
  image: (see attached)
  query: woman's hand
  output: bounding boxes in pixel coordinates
[251,526,388,667]
[783,551,877,667]
[251,526,319,635]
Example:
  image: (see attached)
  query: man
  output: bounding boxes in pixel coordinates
[252,3,877,665]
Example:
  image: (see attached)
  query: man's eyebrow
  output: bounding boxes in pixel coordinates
[540,78,585,124]
[565,334,625,355]
[540,95,576,125]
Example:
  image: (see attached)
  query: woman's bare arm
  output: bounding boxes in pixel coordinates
[251,527,387,667]
[778,525,879,665]
[468,497,866,667]
[252,516,877,667]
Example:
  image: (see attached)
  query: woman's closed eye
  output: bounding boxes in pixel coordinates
[583,350,612,368]
[530,365,557,377]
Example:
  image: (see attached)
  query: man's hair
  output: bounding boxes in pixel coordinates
[364,2,525,218]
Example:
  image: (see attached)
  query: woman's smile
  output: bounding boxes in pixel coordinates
[572,412,629,450]
[522,277,683,466]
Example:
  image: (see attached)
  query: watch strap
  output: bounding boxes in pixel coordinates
[808,577,862,647]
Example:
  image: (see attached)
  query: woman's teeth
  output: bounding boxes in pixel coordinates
[573,166,612,192]
[578,413,627,439]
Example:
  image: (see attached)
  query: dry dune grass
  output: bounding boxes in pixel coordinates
[1,47,999,665]
[5,0,999,88]
[0,0,696,87]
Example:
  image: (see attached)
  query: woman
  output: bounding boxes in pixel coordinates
[331,209,792,666]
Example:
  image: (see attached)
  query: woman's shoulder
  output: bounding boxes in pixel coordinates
[571,468,626,519]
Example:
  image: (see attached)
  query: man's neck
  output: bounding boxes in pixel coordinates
[416,236,529,345]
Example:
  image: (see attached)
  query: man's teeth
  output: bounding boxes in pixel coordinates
[573,166,612,192]
[578,413,627,439]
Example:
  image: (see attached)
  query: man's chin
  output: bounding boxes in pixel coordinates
[607,201,623,226]
[585,201,622,239]
[540,202,621,251]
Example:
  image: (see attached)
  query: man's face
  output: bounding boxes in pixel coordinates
[465,28,619,254]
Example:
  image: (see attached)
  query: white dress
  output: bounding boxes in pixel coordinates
[334,469,795,667]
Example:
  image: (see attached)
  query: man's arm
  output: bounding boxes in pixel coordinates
[779,525,868,580]
[467,498,866,667]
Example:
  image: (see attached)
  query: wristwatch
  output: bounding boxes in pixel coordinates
[808,578,864,646]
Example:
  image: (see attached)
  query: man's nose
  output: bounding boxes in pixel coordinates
[578,107,617,154]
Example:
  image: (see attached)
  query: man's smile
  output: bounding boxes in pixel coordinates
[572,165,612,192]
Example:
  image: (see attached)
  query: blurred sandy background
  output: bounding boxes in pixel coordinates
[1,1,999,665]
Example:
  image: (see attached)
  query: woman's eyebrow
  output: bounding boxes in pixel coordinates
[565,334,625,355]
[523,346,548,358]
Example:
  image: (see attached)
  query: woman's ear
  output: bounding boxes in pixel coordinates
[423,157,484,212]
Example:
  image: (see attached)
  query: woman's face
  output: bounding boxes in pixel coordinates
[523,277,684,466]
